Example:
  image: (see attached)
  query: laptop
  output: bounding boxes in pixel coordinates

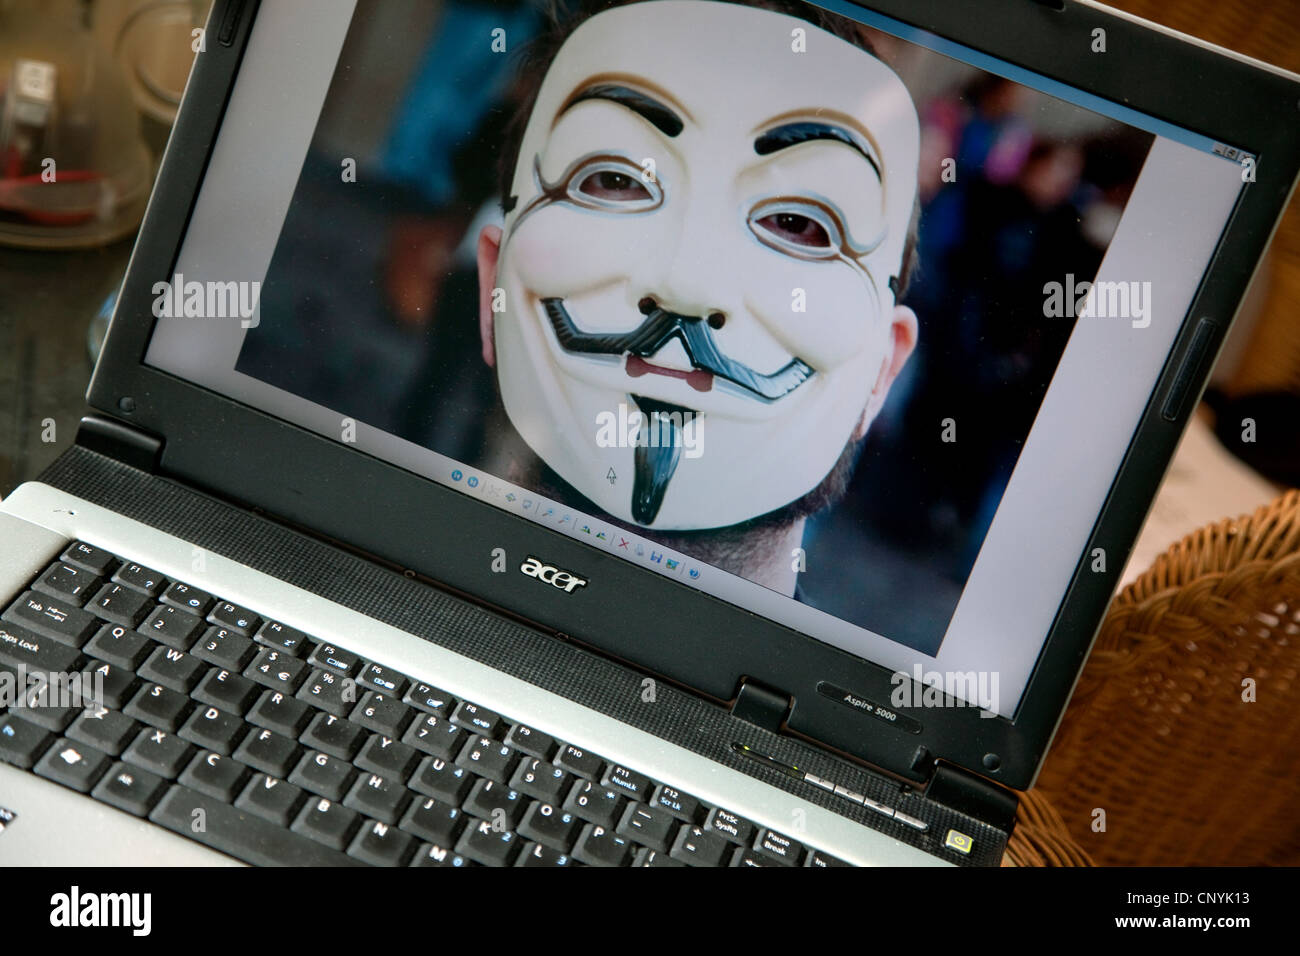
[1,0,1297,868]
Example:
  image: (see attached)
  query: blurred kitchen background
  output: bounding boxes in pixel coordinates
[0,0,1297,589]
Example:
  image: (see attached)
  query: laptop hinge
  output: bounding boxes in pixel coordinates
[924,762,1019,832]
[75,415,164,473]
[731,677,792,733]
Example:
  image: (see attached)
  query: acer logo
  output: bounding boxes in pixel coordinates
[520,556,588,593]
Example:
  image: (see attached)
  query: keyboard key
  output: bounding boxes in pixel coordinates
[191,626,256,670]
[399,797,464,846]
[349,819,416,866]
[151,785,359,865]
[358,662,408,696]
[87,583,152,628]
[235,773,306,826]
[504,724,555,760]
[62,541,117,576]
[297,668,358,717]
[402,713,464,759]
[0,714,55,768]
[178,705,245,755]
[516,841,573,866]
[138,605,205,650]
[634,847,686,867]
[290,750,356,801]
[12,690,80,732]
[244,647,308,693]
[34,738,112,793]
[602,764,653,801]
[351,692,413,737]
[138,646,206,694]
[92,761,168,816]
[179,750,248,801]
[451,701,501,737]
[67,707,139,756]
[247,690,312,737]
[233,727,300,778]
[0,621,83,674]
[355,734,420,781]
[301,713,366,760]
[160,581,214,616]
[193,668,261,715]
[291,795,360,851]
[455,817,519,866]
[410,842,469,867]
[805,849,852,867]
[81,659,138,709]
[670,825,730,866]
[402,681,452,715]
[124,682,192,732]
[122,727,193,778]
[651,784,702,823]
[731,848,773,867]
[255,620,310,655]
[33,562,102,606]
[463,778,525,829]
[308,642,363,678]
[564,779,624,828]
[111,562,166,597]
[518,800,580,851]
[4,593,97,647]
[409,756,472,805]
[510,758,569,804]
[85,623,152,670]
[753,828,804,866]
[704,807,755,845]
[456,735,516,784]
[572,823,631,867]
[343,772,410,824]
[208,601,261,637]
[617,802,676,852]
[554,743,602,780]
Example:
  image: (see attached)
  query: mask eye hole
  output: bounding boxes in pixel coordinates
[748,200,844,260]
[564,156,663,211]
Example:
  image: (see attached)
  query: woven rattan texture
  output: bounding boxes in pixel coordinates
[1033,489,1300,865]
[38,445,1017,865]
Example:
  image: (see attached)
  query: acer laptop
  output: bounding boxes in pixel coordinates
[1,0,1298,868]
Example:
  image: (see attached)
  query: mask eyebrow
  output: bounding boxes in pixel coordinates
[558,83,684,138]
[754,121,881,180]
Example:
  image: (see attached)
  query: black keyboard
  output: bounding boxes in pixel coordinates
[0,541,850,867]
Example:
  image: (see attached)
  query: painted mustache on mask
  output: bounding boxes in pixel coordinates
[540,297,814,402]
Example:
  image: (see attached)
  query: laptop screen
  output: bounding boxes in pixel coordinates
[144,0,1249,717]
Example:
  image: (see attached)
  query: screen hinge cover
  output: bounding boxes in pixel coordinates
[75,415,164,473]
[925,762,1019,833]
[731,677,792,733]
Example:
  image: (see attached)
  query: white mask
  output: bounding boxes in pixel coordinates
[491,0,920,530]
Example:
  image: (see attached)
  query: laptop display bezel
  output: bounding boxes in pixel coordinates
[85,0,1300,789]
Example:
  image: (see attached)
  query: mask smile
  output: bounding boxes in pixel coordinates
[541,297,814,402]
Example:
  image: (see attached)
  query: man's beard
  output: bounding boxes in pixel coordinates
[504,424,864,581]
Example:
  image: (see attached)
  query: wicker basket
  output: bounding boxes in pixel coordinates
[1008,490,1300,865]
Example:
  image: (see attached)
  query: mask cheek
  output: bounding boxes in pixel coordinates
[743,257,884,372]
[507,206,660,299]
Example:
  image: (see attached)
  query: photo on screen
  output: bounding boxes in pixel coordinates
[234,0,1155,655]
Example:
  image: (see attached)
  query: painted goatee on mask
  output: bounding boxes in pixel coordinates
[491,0,920,530]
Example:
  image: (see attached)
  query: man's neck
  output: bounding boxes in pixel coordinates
[741,518,806,596]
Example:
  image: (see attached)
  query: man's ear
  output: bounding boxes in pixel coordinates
[477,224,503,367]
[853,304,918,441]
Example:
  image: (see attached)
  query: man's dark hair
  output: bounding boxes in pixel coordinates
[496,0,921,297]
